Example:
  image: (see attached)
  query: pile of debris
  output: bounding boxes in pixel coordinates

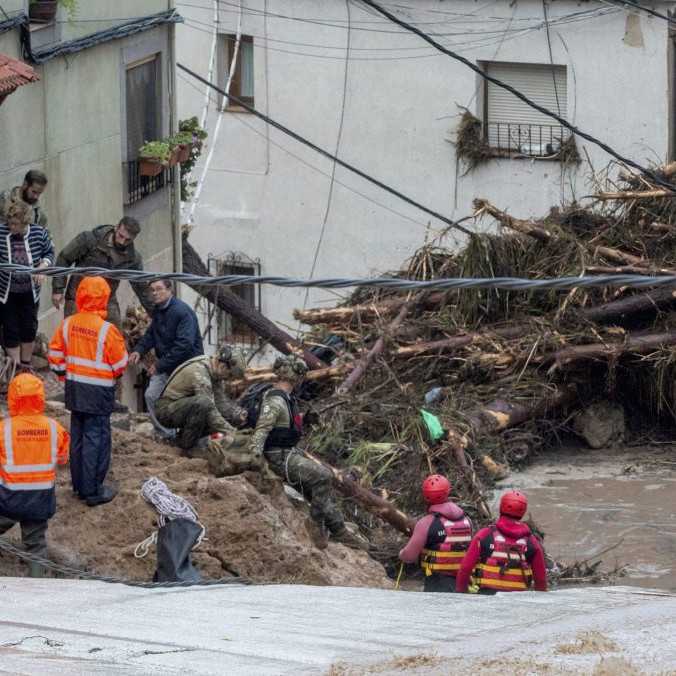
[274,161,676,540]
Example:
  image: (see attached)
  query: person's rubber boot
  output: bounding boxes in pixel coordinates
[28,560,46,578]
[85,484,118,507]
[305,517,329,550]
[331,524,370,551]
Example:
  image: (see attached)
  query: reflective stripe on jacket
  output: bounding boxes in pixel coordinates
[473,527,534,592]
[48,276,128,414]
[421,513,473,577]
[0,374,69,521]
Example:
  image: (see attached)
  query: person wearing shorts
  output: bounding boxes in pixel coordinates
[0,199,54,372]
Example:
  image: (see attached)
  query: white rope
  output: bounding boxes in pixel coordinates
[135,477,206,557]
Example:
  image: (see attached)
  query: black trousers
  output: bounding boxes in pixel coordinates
[0,514,48,556]
[70,412,111,499]
[423,573,457,593]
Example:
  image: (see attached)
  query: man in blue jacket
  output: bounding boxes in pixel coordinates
[129,280,203,437]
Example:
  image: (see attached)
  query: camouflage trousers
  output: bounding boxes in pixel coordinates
[155,394,232,452]
[264,447,344,534]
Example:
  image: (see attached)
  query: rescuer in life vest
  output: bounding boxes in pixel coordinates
[456,490,548,593]
[48,276,128,507]
[0,373,70,576]
[398,474,473,592]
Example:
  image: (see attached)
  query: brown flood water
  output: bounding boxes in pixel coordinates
[505,446,676,591]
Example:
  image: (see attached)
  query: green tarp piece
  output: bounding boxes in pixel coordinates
[420,409,445,441]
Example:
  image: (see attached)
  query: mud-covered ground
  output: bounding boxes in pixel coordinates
[0,393,390,588]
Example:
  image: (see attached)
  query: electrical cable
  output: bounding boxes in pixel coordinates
[176,71,432,230]
[186,0,243,224]
[608,0,675,24]
[5,263,676,293]
[354,0,675,191]
[301,0,352,313]
[542,0,562,116]
[176,61,473,235]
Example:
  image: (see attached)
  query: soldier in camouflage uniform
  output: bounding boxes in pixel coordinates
[51,218,148,327]
[0,170,49,229]
[249,355,369,551]
[154,346,247,454]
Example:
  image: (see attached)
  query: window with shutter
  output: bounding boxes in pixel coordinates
[221,34,254,108]
[484,62,569,157]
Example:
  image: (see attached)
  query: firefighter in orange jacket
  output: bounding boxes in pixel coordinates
[0,373,69,576]
[48,276,128,507]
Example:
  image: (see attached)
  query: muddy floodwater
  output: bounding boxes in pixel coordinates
[501,445,676,591]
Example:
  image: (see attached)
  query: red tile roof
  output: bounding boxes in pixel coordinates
[0,53,39,99]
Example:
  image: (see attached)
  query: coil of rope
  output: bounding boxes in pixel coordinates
[134,477,206,559]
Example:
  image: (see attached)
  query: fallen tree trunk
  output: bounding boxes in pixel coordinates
[444,387,577,519]
[336,301,413,394]
[544,330,676,370]
[182,235,325,370]
[304,451,415,535]
[474,198,646,267]
[395,325,527,358]
[585,265,676,276]
[594,190,674,201]
[294,292,445,326]
[581,289,676,324]
[231,364,350,390]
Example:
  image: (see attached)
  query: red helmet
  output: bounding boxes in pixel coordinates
[500,490,528,519]
[422,475,450,504]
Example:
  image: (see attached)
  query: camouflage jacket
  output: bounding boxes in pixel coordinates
[52,224,148,308]
[249,390,292,458]
[0,187,48,228]
[158,355,246,427]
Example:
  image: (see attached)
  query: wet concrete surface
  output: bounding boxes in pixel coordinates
[498,444,676,591]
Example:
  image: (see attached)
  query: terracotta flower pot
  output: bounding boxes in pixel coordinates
[177,144,191,163]
[139,159,164,177]
[29,0,58,23]
[167,147,181,167]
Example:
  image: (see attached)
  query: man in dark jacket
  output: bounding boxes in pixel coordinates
[51,217,147,327]
[129,280,204,437]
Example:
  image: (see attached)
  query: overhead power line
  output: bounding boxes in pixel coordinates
[609,0,675,24]
[176,61,473,235]
[355,0,675,191]
[5,263,676,293]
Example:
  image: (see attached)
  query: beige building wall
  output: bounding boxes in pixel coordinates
[0,3,180,409]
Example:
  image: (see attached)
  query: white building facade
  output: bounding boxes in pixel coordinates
[175,0,676,348]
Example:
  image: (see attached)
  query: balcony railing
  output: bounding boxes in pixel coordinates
[124,160,174,205]
[486,122,571,158]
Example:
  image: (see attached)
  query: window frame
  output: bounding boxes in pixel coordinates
[481,61,570,160]
[221,34,254,109]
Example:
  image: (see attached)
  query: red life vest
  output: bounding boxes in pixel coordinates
[473,526,535,592]
[421,512,472,577]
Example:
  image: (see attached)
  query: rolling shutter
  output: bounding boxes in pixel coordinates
[485,62,568,154]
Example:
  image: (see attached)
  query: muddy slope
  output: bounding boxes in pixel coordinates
[0,409,390,588]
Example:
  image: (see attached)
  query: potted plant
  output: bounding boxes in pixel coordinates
[138,140,171,177]
[178,117,208,201]
[169,131,195,163]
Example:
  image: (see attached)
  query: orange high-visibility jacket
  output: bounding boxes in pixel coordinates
[0,374,69,521]
[48,276,128,415]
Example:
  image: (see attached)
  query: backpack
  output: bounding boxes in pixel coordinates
[238,383,274,428]
[238,384,303,449]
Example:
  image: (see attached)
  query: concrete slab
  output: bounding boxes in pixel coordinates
[0,579,674,674]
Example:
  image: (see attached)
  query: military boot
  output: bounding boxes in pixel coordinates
[305,517,329,550]
[28,561,46,578]
[331,523,370,551]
